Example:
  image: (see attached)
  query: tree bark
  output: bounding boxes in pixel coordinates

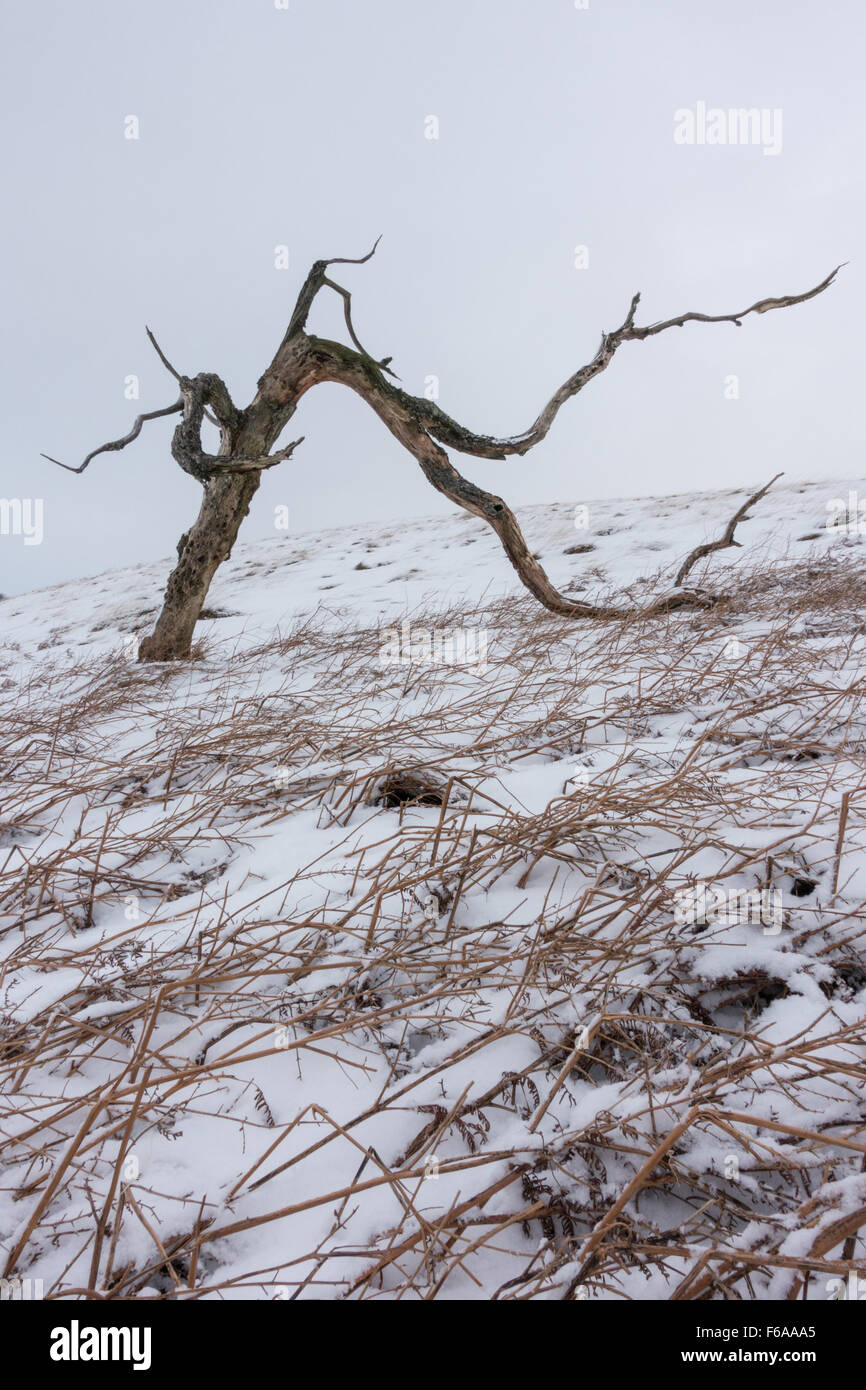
[136,361,307,661]
[137,469,262,662]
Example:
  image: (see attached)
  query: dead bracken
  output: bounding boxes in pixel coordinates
[1,543,864,1301]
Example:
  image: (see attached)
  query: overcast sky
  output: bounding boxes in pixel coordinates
[1,0,863,596]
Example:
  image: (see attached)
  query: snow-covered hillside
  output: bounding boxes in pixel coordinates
[1,476,860,658]
[2,476,866,1301]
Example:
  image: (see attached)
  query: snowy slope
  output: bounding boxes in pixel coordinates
[1,475,857,661]
[1,476,865,1302]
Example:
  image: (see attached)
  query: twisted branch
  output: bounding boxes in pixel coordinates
[675,473,783,587]
[41,368,300,483]
[316,348,713,621]
[286,236,382,339]
[206,437,305,474]
[146,326,220,427]
[396,268,843,461]
[40,401,184,474]
[303,257,840,623]
[283,236,395,376]
[172,374,304,481]
[321,276,397,376]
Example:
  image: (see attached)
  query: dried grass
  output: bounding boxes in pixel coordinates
[1,551,865,1300]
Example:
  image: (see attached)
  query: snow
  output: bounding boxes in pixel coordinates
[1,474,865,1300]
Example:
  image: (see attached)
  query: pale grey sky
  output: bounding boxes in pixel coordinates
[1,0,863,595]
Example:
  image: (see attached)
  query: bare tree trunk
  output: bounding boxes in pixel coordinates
[137,470,261,662]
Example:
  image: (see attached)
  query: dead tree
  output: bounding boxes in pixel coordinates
[43,245,840,662]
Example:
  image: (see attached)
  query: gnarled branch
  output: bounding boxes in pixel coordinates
[145,325,182,383]
[41,400,184,474]
[392,268,842,462]
[287,267,839,468]
[321,276,397,377]
[394,427,717,622]
[282,261,838,625]
[206,437,305,474]
[41,368,289,484]
[286,235,383,342]
[675,473,783,587]
[309,345,712,621]
[147,326,221,427]
[171,373,236,481]
[171,372,297,481]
